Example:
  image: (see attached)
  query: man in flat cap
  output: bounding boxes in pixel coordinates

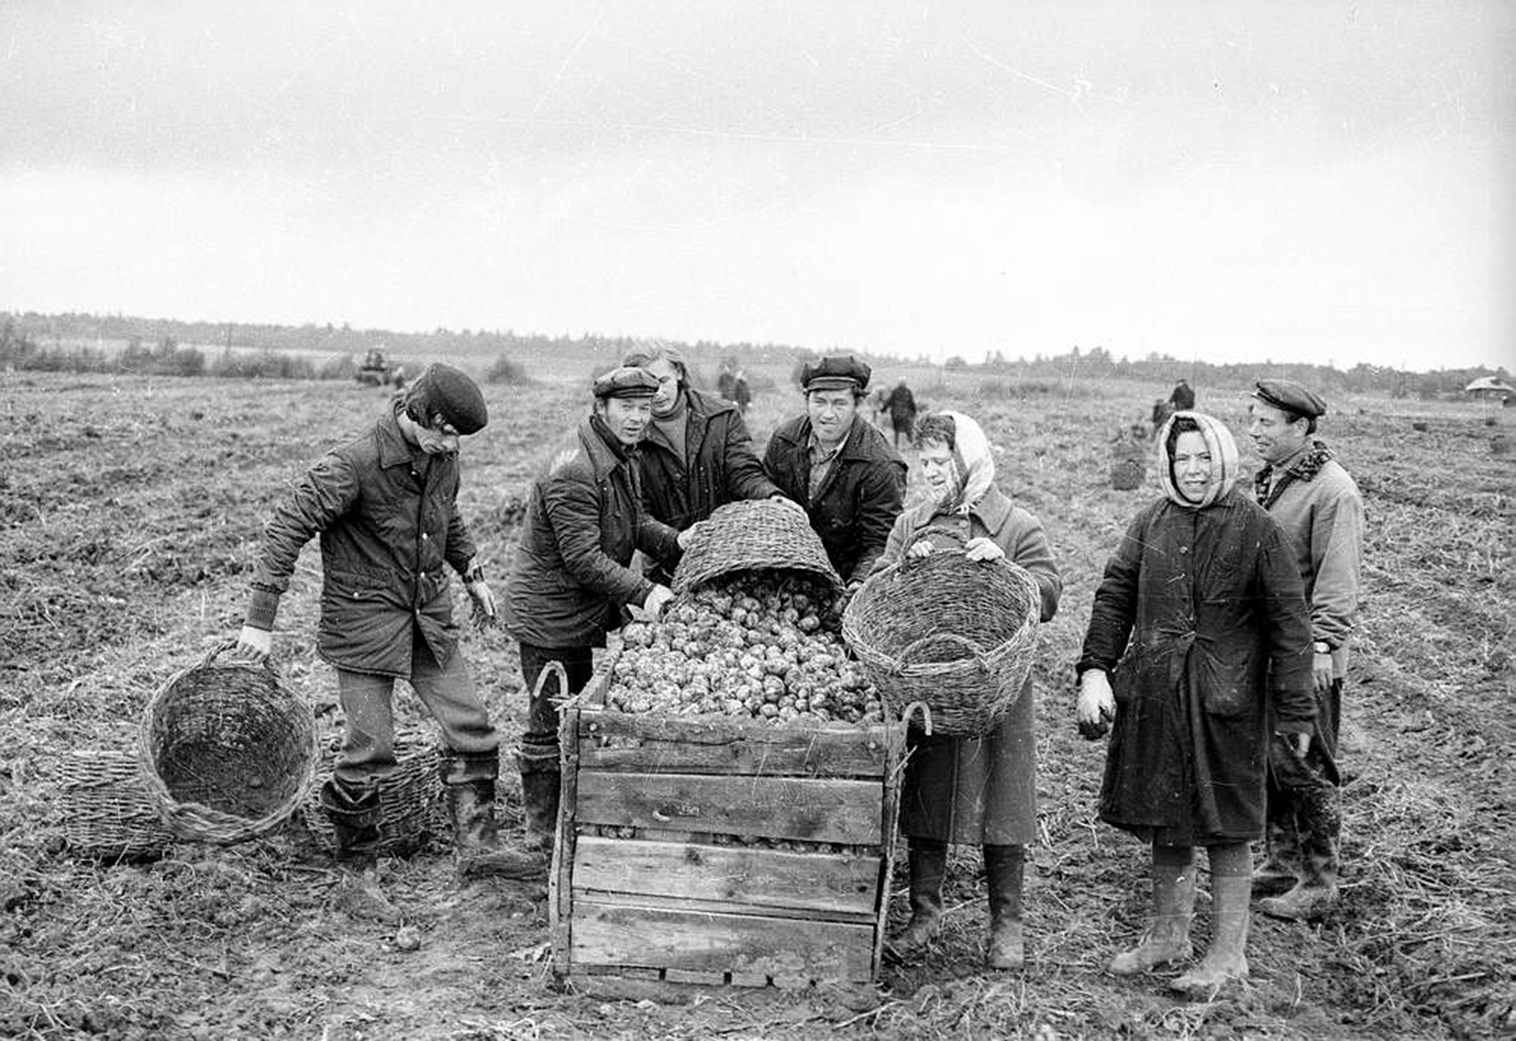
[1247,377,1364,920]
[238,363,536,914]
[503,367,692,857]
[763,354,907,586]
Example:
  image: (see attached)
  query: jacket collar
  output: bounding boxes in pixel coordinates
[578,416,633,480]
[377,405,421,468]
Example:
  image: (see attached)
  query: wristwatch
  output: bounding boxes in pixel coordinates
[1312,641,1331,654]
[464,562,486,584]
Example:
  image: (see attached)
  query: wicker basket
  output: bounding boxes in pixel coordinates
[841,540,1040,737]
[298,728,449,855]
[58,749,174,860]
[137,646,319,844]
[672,499,842,596]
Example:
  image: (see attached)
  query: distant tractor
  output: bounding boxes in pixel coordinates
[356,347,405,388]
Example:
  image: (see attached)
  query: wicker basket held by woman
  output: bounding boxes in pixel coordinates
[843,534,1040,737]
[138,645,319,844]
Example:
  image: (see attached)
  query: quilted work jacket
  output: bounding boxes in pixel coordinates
[246,405,477,678]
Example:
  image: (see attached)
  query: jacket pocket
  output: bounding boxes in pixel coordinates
[1193,642,1254,719]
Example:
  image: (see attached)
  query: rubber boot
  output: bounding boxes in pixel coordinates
[447,779,547,881]
[320,779,400,923]
[1252,812,1302,897]
[1109,844,1195,975]
[893,838,946,953]
[1259,786,1340,921]
[1172,843,1251,994]
[516,748,562,856]
[984,844,1025,970]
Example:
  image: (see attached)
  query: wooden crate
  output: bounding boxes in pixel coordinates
[550,664,906,999]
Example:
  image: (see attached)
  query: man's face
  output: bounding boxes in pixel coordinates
[413,413,461,455]
[806,388,858,446]
[1247,401,1309,465]
[597,395,654,445]
[645,359,682,417]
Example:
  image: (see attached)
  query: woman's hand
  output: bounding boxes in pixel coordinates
[964,537,1005,563]
[907,539,934,559]
[1076,669,1116,740]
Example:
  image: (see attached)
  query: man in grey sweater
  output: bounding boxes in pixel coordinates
[1247,378,1365,920]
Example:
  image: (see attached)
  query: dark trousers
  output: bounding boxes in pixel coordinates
[1266,678,1343,875]
[517,643,594,766]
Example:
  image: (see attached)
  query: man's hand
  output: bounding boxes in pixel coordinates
[677,522,704,552]
[769,495,808,518]
[907,539,934,559]
[1076,669,1116,740]
[466,577,497,628]
[1284,730,1312,757]
[236,625,272,663]
[1312,651,1334,692]
[634,584,675,621]
[964,537,1005,563]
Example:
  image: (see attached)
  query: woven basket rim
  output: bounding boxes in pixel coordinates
[138,648,319,844]
[672,499,842,596]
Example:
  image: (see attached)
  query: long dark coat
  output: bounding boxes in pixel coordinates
[1077,487,1315,844]
[246,405,478,678]
[503,417,680,650]
[874,489,1062,845]
[762,414,906,583]
[637,388,780,581]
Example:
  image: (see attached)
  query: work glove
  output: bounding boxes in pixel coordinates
[462,560,496,628]
[964,537,1005,563]
[676,522,704,551]
[633,584,675,622]
[236,625,272,663]
[1075,669,1116,740]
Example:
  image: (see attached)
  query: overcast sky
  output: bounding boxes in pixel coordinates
[2,2,1511,371]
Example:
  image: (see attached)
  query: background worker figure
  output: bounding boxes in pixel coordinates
[881,377,919,450]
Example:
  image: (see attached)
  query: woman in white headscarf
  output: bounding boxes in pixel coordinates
[872,411,1062,971]
[1074,411,1315,994]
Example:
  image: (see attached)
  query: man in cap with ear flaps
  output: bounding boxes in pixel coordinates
[1247,378,1364,921]
[502,367,697,857]
[237,363,541,917]
[762,354,907,588]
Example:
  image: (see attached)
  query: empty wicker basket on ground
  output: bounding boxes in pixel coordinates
[58,749,174,860]
[842,543,1040,737]
[138,646,319,844]
[672,498,842,595]
[298,727,448,855]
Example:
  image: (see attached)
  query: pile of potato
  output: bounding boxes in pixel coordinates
[606,570,884,725]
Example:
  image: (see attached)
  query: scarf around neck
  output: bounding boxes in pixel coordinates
[936,410,995,515]
[1255,439,1334,507]
[1156,410,1240,509]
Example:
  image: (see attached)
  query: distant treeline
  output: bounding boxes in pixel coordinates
[2,311,1506,398]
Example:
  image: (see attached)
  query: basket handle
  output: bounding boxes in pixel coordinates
[901,524,968,569]
[902,700,934,736]
[204,636,276,673]
[895,631,989,670]
[531,660,572,705]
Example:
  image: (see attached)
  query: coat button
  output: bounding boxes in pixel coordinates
[1178,545,1189,555]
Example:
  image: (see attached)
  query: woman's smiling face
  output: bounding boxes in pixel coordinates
[1171,430,1215,503]
[919,439,955,495]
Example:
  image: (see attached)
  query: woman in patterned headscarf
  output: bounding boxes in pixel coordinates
[873,411,1062,971]
[1074,411,1316,994]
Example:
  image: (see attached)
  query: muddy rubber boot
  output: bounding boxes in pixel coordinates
[1173,844,1252,994]
[1109,844,1195,975]
[984,844,1025,970]
[1259,787,1340,921]
[321,780,401,923]
[448,779,547,881]
[893,838,947,954]
[516,749,561,856]
[1252,812,1302,897]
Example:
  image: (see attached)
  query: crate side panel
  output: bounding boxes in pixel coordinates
[572,835,880,916]
[570,901,875,982]
[574,771,883,845]
[577,713,890,777]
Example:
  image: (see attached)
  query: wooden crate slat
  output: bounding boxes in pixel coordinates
[577,711,891,777]
[573,835,880,917]
[571,900,875,982]
[571,889,876,926]
[574,770,883,845]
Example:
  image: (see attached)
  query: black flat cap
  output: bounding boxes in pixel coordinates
[405,363,488,434]
[801,354,871,392]
[593,366,661,399]
[1253,378,1327,419]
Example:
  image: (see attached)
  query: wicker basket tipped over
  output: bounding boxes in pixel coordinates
[298,728,448,855]
[58,749,174,860]
[842,540,1041,737]
[672,498,842,596]
[137,646,319,844]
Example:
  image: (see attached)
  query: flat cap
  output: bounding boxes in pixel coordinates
[593,366,660,399]
[405,363,488,434]
[1253,378,1327,419]
[801,354,871,392]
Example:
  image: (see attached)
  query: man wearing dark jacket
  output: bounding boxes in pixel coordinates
[763,355,907,586]
[620,342,795,584]
[236,363,538,903]
[502,367,689,855]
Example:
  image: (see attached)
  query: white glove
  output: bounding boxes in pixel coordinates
[1076,669,1116,740]
[635,584,675,621]
[964,537,1005,563]
[236,625,272,662]
[466,577,497,627]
